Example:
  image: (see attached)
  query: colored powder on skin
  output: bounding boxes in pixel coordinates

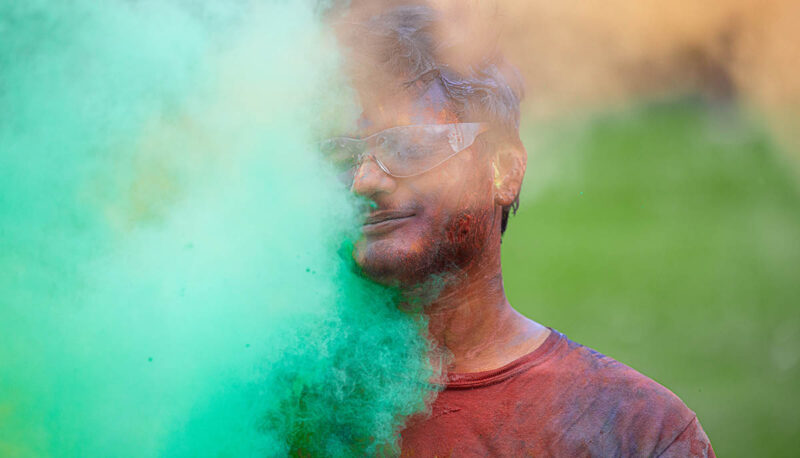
[0,1,439,456]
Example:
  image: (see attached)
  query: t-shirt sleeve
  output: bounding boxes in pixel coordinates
[656,416,715,458]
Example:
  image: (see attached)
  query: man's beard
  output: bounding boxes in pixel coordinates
[354,206,495,295]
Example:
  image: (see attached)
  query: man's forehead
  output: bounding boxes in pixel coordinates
[356,77,457,136]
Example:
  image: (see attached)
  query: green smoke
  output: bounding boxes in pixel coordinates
[0,1,437,455]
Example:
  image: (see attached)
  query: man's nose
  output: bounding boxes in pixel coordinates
[350,155,397,198]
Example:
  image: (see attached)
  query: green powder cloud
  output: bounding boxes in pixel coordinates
[0,1,438,455]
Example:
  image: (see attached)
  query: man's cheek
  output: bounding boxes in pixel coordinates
[444,208,494,251]
[445,212,473,244]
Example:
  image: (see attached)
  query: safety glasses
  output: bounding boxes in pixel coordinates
[320,122,488,186]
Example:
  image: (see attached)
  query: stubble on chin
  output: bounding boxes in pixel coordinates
[353,208,491,290]
[353,235,444,288]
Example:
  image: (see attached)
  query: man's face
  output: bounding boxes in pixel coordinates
[351,80,498,287]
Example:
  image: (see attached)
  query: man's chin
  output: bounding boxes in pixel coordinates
[353,238,399,285]
[353,237,431,287]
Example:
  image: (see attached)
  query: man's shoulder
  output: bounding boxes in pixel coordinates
[519,330,711,456]
[547,333,688,408]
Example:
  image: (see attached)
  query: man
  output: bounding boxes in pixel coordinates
[329,2,715,456]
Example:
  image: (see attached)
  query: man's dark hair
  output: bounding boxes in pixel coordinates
[338,2,525,234]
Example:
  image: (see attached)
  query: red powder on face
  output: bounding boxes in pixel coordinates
[446,213,473,244]
[435,108,460,124]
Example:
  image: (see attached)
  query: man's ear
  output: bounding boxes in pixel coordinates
[493,141,527,207]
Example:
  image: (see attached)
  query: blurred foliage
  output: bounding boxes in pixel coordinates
[503,98,800,458]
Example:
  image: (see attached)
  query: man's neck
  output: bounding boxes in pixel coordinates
[420,243,550,374]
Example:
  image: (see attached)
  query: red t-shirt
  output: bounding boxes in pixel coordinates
[401,329,714,457]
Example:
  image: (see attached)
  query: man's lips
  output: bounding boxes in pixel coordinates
[365,209,416,225]
[362,210,416,235]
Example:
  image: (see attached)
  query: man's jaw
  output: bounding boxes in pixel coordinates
[353,223,440,288]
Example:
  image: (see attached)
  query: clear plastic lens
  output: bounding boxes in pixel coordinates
[321,122,486,185]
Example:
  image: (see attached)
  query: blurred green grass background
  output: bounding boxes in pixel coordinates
[503,98,800,458]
